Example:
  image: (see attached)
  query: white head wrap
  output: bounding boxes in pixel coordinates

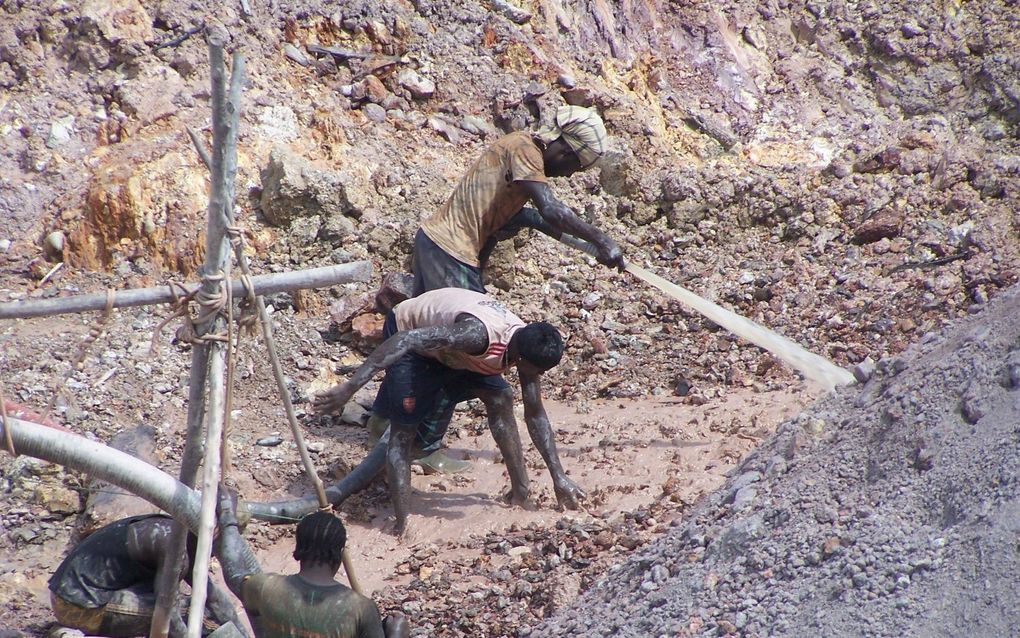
[537,106,608,170]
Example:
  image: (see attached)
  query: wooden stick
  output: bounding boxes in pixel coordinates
[305,44,371,60]
[150,344,210,638]
[0,262,372,320]
[245,264,364,593]
[187,127,212,170]
[185,36,240,638]
[213,56,364,590]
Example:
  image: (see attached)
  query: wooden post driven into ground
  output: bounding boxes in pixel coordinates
[151,31,241,638]
[0,27,375,638]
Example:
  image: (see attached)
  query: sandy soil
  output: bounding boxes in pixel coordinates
[0,294,821,633]
[251,386,818,595]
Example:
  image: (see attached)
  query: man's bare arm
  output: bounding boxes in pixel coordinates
[215,488,263,598]
[479,207,561,266]
[128,518,246,632]
[519,180,624,270]
[312,318,490,415]
[519,369,585,509]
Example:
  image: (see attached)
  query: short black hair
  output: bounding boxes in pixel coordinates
[516,322,564,371]
[293,511,347,567]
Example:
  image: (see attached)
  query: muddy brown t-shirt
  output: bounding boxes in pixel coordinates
[421,131,547,267]
[241,573,384,638]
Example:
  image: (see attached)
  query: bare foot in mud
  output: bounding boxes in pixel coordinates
[504,489,537,510]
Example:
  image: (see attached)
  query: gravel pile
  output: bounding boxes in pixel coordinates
[534,284,1020,637]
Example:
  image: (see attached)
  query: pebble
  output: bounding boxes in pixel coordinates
[283,43,310,66]
[853,357,875,383]
[650,564,670,583]
[362,103,387,123]
[46,115,74,148]
[44,230,65,255]
[900,23,925,37]
[397,69,436,99]
[459,115,496,137]
[256,435,283,447]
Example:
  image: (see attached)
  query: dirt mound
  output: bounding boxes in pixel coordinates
[533,283,1020,637]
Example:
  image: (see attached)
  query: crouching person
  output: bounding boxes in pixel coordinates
[48,514,241,637]
[312,288,585,537]
[215,487,408,638]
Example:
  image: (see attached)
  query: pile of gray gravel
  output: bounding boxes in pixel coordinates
[531,284,1020,637]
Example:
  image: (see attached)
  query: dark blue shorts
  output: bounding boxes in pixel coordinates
[371,311,508,451]
[411,229,485,296]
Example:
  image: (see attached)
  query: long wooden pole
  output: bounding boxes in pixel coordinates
[185,36,242,638]
[151,30,235,638]
[556,233,855,390]
[213,164,364,594]
[0,262,371,320]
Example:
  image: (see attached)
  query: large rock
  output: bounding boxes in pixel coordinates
[328,292,374,329]
[81,0,153,45]
[116,65,185,130]
[396,69,436,99]
[599,150,640,198]
[78,425,162,536]
[67,146,209,274]
[259,148,361,227]
[853,208,904,244]
[375,272,414,312]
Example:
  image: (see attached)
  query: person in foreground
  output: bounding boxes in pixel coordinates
[215,488,408,638]
[47,514,241,638]
[312,288,584,537]
[396,105,625,475]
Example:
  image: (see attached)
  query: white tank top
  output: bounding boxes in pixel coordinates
[395,288,524,375]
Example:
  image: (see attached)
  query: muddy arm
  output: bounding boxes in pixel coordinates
[313,321,489,415]
[215,489,263,597]
[520,370,585,509]
[479,207,560,265]
[519,181,623,270]
[129,517,247,633]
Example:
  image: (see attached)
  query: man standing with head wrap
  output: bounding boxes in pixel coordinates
[386,105,625,474]
[413,105,624,295]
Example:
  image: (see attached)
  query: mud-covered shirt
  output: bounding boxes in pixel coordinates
[395,288,524,376]
[421,131,547,267]
[48,514,166,608]
[241,573,384,638]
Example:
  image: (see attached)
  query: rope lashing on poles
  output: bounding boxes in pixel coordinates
[216,201,364,594]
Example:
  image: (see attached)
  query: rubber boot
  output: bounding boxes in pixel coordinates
[415,449,471,475]
[367,414,470,474]
[367,414,390,446]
